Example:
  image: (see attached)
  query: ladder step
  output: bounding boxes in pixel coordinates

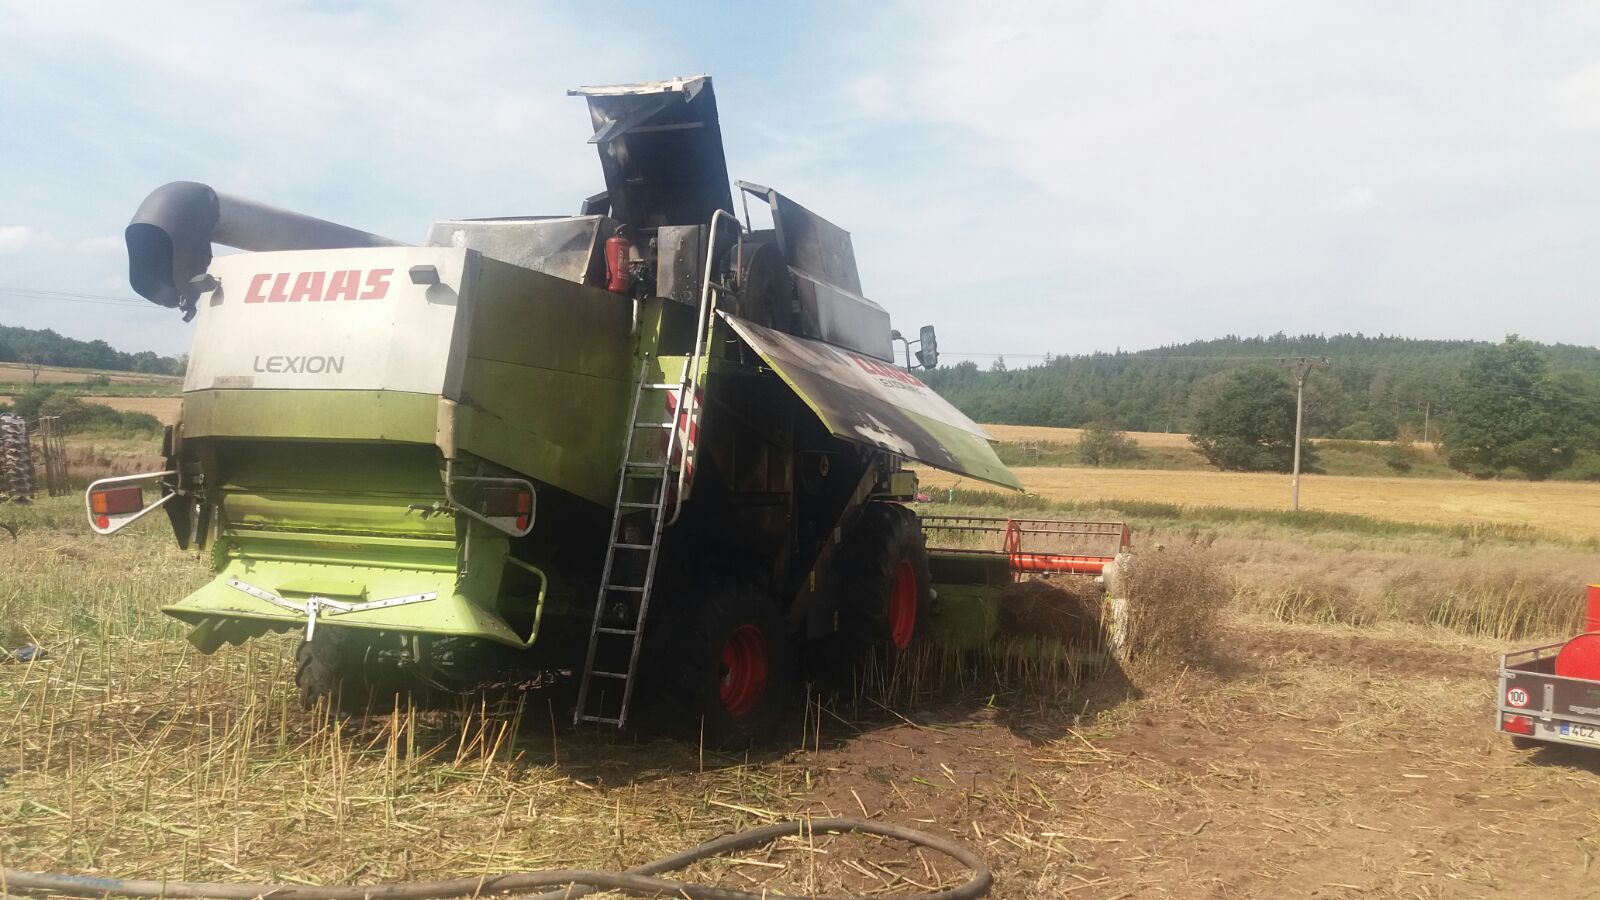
[633,421,674,429]
[624,461,670,470]
[641,383,680,390]
[612,542,653,550]
[619,501,659,509]
[578,715,625,726]
[591,671,628,680]
[604,584,646,592]
[597,627,638,636]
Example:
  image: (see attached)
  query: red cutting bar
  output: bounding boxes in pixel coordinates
[1008,553,1114,575]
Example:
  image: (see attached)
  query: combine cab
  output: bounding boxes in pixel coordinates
[88,76,1119,744]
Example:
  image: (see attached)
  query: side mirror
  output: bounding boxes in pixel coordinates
[915,325,939,369]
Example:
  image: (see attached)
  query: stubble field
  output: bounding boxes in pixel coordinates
[4,450,1600,896]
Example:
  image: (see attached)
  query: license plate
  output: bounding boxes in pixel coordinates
[1559,722,1600,745]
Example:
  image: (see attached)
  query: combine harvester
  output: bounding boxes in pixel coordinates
[87,77,1127,744]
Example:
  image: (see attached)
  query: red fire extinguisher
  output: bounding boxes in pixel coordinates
[605,229,632,294]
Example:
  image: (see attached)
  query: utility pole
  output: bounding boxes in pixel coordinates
[1422,402,1431,445]
[1290,358,1327,512]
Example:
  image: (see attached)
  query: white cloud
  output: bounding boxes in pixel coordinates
[1328,186,1378,214]
[1551,60,1600,129]
[820,1,1600,355]
[76,235,125,254]
[0,226,64,252]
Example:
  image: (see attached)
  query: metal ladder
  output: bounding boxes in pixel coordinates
[574,210,741,728]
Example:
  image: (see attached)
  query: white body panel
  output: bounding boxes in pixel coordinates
[184,247,472,396]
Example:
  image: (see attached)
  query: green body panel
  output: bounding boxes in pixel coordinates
[927,581,1002,648]
[451,258,634,505]
[184,390,439,442]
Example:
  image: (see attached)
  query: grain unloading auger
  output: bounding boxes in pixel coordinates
[87,76,1124,744]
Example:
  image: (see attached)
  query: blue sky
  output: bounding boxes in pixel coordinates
[2,1,1598,362]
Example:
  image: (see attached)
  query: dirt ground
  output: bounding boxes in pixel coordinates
[767,620,1599,898]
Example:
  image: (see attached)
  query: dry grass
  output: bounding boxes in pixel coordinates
[923,464,1600,541]
[982,423,1195,450]
[0,364,179,387]
[1122,539,1230,668]
[0,499,1056,897]
[75,396,181,425]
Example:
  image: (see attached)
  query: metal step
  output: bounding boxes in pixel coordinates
[590,671,628,680]
[633,421,674,429]
[612,542,652,550]
[597,627,637,636]
[604,584,646,593]
[619,500,659,509]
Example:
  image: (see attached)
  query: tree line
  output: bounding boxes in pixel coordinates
[922,333,1600,480]
[0,324,186,376]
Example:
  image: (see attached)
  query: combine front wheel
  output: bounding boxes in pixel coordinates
[835,502,933,676]
[295,627,416,714]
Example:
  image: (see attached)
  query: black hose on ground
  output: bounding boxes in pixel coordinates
[0,817,992,900]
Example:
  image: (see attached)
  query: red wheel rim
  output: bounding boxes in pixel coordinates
[719,624,768,718]
[889,559,917,650]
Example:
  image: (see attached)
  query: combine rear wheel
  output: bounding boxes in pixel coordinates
[653,582,792,749]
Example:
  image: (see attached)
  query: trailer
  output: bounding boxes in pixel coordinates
[1497,585,1600,749]
[86,76,1119,745]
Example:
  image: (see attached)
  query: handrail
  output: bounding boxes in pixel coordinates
[666,207,742,526]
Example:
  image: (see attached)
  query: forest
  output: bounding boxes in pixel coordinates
[921,333,1600,440]
[0,324,185,375]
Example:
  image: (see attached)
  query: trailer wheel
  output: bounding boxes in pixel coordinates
[828,502,933,682]
[295,628,414,714]
[654,582,792,748]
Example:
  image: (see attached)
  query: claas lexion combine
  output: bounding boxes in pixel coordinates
[88,77,1129,744]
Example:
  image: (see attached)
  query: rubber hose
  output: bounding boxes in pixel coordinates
[0,817,992,900]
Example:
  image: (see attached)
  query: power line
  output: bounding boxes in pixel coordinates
[0,285,159,310]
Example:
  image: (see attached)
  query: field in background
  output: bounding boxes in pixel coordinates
[922,464,1600,540]
[982,423,1195,448]
[0,363,180,389]
[981,422,1459,479]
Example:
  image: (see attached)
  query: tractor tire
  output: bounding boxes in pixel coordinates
[295,628,416,715]
[0,415,33,503]
[651,582,793,749]
[819,501,933,687]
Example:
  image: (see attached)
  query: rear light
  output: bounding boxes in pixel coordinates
[1502,714,1535,736]
[84,471,176,535]
[91,486,144,516]
[481,488,534,531]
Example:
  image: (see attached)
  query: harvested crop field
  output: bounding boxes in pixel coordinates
[0,363,179,387]
[3,496,1599,898]
[981,423,1195,449]
[920,465,1600,541]
[81,394,180,424]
